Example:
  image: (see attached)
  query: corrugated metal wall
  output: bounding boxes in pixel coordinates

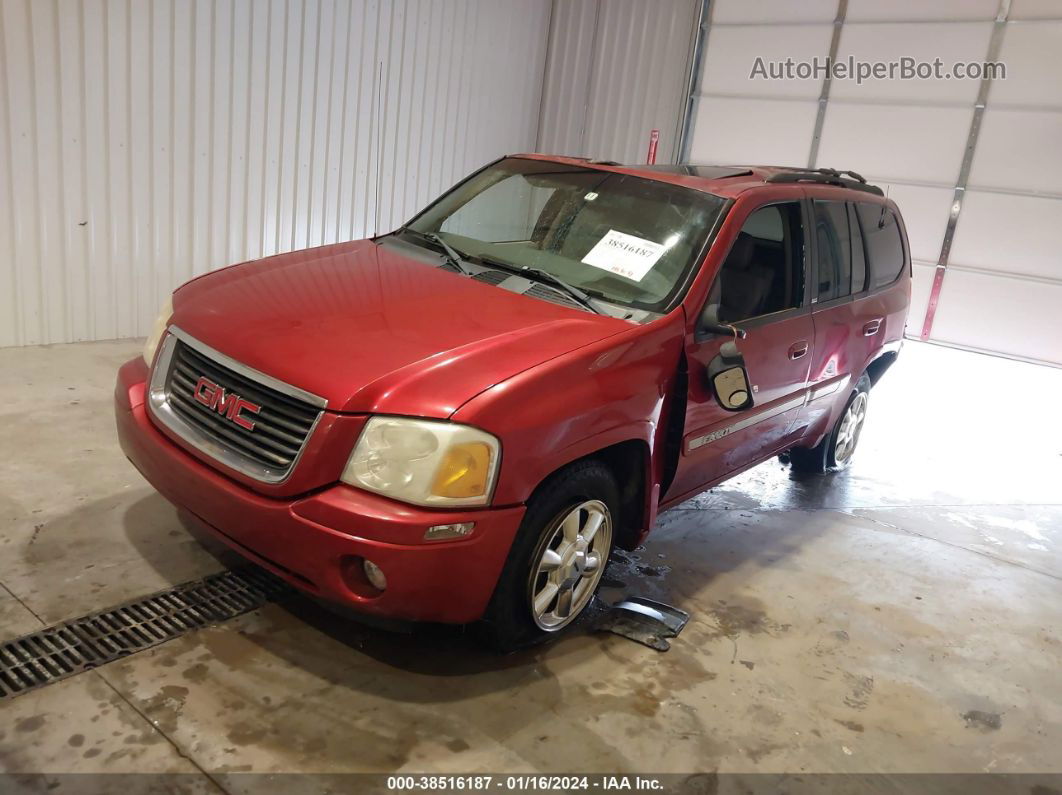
[0,0,550,348]
[536,0,698,164]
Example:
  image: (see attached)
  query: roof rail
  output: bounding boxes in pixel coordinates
[766,167,884,196]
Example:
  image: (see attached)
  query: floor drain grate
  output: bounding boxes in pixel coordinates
[0,566,294,700]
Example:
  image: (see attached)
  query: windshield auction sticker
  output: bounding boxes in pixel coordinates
[581,229,666,282]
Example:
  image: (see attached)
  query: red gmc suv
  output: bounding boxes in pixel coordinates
[116,155,910,648]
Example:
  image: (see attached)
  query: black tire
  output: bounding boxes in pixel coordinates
[789,374,872,474]
[479,459,620,652]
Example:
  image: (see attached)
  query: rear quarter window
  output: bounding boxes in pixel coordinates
[856,203,906,290]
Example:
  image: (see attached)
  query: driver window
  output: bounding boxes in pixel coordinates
[710,203,805,323]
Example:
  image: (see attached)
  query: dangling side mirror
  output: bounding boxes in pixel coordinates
[707,340,754,412]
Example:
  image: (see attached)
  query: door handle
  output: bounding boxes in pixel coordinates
[788,341,809,360]
[863,319,882,336]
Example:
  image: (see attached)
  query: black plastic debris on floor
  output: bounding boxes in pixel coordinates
[0,567,293,700]
[594,596,690,651]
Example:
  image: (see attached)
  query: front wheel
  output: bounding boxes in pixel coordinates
[528,498,613,632]
[789,374,871,473]
[480,460,618,651]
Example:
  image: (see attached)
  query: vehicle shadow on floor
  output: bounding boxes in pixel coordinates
[118,464,840,693]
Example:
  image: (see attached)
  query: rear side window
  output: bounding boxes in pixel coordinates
[856,204,905,290]
[812,201,851,302]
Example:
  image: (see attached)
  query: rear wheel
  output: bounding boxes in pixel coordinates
[481,460,618,651]
[789,374,871,473]
[832,390,868,466]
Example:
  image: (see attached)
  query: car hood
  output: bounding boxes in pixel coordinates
[170,239,630,416]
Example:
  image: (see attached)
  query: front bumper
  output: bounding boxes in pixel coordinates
[115,358,525,624]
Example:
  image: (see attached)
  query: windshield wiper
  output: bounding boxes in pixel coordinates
[424,233,475,276]
[397,229,603,315]
[473,255,603,315]
[397,228,474,276]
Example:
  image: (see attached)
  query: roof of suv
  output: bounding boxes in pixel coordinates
[513,153,886,200]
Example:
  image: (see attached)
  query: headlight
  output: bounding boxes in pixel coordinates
[143,295,174,366]
[341,417,501,507]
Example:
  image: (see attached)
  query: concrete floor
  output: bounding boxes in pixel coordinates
[1,338,1060,784]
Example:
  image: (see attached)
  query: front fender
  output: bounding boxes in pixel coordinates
[452,314,685,533]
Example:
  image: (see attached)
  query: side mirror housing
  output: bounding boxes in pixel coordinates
[707,340,754,411]
[698,303,747,340]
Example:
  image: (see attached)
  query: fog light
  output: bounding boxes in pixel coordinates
[424,522,474,541]
[363,559,387,591]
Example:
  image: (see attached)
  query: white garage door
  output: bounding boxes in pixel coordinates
[685,0,1062,366]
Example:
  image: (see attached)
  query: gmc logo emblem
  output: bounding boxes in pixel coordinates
[192,376,261,431]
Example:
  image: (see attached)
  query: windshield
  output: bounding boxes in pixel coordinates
[402,157,727,312]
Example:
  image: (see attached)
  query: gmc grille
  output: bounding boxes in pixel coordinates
[149,330,325,483]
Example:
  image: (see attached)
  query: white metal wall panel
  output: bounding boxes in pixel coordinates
[1010,0,1062,19]
[688,96,819,166]
[989,21,1062,107]
[816,103,974,186]
[845,0,998,22]
[710,0,836,25]
[829,22,992,104]
[686,9,832,167]
[536,0,598,157]
[699,24,833,99]
[950,191,1062,282]
[535,0,698,164]
[0,0,551,348]
[929,269,1062,365]
[940,15,1062,364]
[967,109,1062,195]
[0,3,14,346]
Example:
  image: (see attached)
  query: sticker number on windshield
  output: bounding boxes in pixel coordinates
[581,229,666,282]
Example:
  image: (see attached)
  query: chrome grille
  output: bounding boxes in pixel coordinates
[148,327,326,483]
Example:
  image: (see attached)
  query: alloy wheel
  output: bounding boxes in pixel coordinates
[528,499,612,631]
[834,392,868,464]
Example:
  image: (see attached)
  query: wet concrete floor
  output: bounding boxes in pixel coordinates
[0,338,1059,783]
